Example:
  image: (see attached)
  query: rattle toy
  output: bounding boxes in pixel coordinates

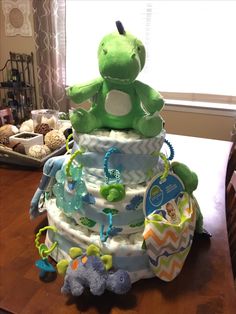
[35,226,58,278]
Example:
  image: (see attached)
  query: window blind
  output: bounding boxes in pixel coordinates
[66,0,236,105]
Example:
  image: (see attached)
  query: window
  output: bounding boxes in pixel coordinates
[66,0,236,106]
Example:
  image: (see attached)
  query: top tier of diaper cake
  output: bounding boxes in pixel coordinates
[73,129,166,186]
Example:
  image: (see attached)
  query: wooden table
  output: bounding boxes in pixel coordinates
[0,134,235,314]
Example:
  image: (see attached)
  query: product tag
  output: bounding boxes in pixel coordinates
[144,173,184,217]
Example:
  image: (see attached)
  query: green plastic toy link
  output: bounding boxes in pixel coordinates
[67,21,165,137]
[35,226,58,259]
[35,226,58,278]
[100,183,126,202]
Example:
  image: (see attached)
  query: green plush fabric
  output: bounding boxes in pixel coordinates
[67,77,103,104]
[133,80,164,114]
[171,161,204,233]
[171,162,198,195]
[98,32,145,83]
[67,25,165,137]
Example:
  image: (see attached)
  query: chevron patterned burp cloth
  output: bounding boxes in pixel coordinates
[143,193,196,281]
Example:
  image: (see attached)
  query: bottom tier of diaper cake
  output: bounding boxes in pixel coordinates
[45,198,155,283]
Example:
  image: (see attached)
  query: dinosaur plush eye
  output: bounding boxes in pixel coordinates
[137,47,141,51]
[120,276,124,282]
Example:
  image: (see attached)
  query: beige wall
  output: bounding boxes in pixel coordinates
[0,1,36,67]
[0,0,39,106]
[72,101,235,141]
[162,109,235,141]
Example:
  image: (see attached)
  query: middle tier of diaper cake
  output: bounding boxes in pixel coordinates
[52,128,166,236]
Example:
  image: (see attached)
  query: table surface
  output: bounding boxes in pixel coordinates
[0,134,235,314]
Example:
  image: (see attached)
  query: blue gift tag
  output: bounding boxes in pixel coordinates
[144,173,184,217]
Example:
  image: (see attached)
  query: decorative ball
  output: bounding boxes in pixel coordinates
[44,130,66,151]
[28,144,51,159]
[41,116,58,129]
[34,123,51,136]
[13,143,26,154]
[0,124,19,139]
[0,135,10,146]
[19,119,34,132]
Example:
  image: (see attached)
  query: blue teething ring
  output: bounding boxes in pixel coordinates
[164,139,175,161]
[103,147,121,183]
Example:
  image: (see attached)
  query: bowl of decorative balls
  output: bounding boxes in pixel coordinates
[0,113,73,167]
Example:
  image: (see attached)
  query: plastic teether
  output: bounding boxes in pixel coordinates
[35,226,58,279]
[53,149,87,214]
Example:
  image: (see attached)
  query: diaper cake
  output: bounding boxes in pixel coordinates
[30,22,207,296]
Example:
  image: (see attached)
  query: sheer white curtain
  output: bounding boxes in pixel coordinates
[66,0,236,104]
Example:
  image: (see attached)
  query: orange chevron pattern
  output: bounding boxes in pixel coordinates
[159,259,182,281]
[143,224,192,247]
[144,193,197,282]
[143,228,178,245]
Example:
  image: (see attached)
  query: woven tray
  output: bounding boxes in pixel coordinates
[0,141,73,168]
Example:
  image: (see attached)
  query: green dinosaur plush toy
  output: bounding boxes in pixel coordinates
[67,21,165,137]
[171,161,204,233]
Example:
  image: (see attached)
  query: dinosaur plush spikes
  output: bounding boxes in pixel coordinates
[86,244,100,257]
[57,259,69,275]
[101,255,113,271]
[116,20,126,35]
[69,247,83,259]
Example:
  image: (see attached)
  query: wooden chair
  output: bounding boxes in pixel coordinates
[226,142,236,279]
[0,108,14,126]
[226,142,236,187]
